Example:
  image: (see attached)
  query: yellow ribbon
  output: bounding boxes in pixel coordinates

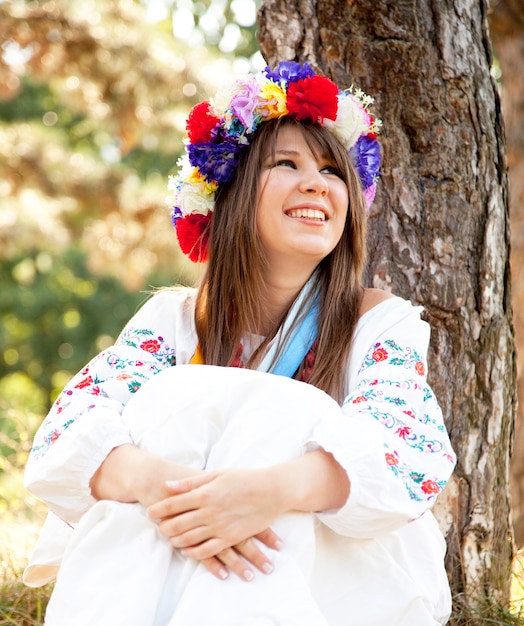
[189,342,205,365]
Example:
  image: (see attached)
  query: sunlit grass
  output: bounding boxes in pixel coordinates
[0,477,50,626]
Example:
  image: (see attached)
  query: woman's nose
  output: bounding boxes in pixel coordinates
[299,167,328,195]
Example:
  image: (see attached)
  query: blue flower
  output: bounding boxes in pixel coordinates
[187,141,243,184]
[170,206,183,225]
[350,135,381,189]
[264,61,315,84]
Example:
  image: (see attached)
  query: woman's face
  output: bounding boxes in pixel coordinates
[256,124,349,277]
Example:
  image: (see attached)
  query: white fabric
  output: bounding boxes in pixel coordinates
[23,290,455,625]
[44,365,448,626]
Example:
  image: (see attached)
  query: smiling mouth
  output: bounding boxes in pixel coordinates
[286,208,326,221]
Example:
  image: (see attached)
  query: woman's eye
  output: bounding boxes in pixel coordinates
[274,159,296,168]
[321,165,343,178]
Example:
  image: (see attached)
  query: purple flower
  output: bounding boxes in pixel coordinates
[264,61,315,84]
[187,141,243,184]
[170,206,183,226]
[350,135,381,189]
[230,77,261,128]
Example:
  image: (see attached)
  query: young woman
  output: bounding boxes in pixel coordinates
[24,62,456,625]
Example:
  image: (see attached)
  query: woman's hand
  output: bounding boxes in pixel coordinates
[90,445,282,581]
[147,451,349,580]
[197,531,283,582]
[147,470,285,580]
[148,470,285,554]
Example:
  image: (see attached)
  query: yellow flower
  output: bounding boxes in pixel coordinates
[259,82,288,120]
[186,168,218,194]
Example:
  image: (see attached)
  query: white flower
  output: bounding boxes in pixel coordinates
[176,182,215,216]
[324,93,369,149]
[210,80,238,117]
[167,160,215,217]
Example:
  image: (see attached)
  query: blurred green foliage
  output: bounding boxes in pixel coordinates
[0,0,261,483]
[0,247,148,409]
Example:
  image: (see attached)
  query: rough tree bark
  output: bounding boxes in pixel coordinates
[258,0,516,615]
[489,0,524,548]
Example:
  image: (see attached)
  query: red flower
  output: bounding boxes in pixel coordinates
[140,339,161,354]
[415,361,425,376]
[186,101,220,144]
[385,453,398,466]
[286,75,338,123]
[352,395,368,404]
[176,213,211,263]
[421,479,440,495]
[372,347,388,362]
[50,430,61,444]
[75,375,93,389]
[395,425,412,439]
[367,115,377,139]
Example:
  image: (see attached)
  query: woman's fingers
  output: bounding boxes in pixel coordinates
[254,527,284,551]
[187,539,275,582]
[200,556,230,581]
[232,539,275,576]
[165,473,215,494]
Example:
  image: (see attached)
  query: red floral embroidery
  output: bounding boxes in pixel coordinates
[372,347,388,362]
[415,361,425,376]
[421,479,440,495]
[299,340,318,383]
[231,345,244,368]
[116,373,132,381]
[75,376,93,389]
[385,453,398,466]
[352,396,368,404]
[140,339,161,354]
[50,430,61,443]
[395,425,412,439]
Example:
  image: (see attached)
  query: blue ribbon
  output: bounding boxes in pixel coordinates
[257,275,320,378]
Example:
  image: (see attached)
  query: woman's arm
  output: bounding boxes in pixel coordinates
[24,291,187,521]
[89,443,204,506]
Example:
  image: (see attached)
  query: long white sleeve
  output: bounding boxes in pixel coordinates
[307,298,456,538]
[24,289,197,521]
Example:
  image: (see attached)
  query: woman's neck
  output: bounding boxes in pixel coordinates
[257,271,315,336]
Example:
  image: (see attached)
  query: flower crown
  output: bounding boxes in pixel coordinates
[167,61,381,263]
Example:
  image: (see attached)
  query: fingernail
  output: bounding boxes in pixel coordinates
[275,539,285,551]
[262,562,273,574]
[218,568,229,580]
[244,569,254,581]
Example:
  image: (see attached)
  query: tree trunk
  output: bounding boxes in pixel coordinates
[258,0,516,615]
[489,0,524,549]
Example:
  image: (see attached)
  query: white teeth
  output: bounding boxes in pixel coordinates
[287,208,326,221]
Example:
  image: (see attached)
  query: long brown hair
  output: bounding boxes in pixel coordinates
[194,117,368,403]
